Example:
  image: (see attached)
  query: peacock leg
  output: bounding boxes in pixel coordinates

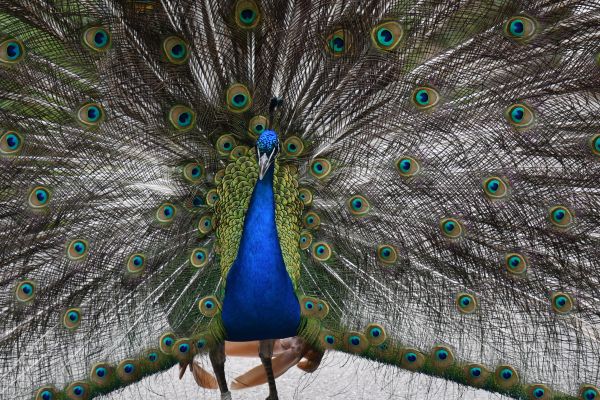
[209,342,232,400]
[258,339,278,400]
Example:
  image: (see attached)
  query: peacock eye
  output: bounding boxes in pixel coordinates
[183,162,204,183]
[347,195,370,216]
[148,352,158,362]
[299,230,313,250]
[216,134,237,156]
[162,36,190,64]
[298,188,313,206]
[325,335,335,344]
[549,205,573,228]
[309,158,332,179]
[190,247,208,268]
[495,365,519,388]
[590,134,600,156]
[198,296,220,317]
[505,253,527,275]
[156,202,176,223]
[430,345,456,370]
[78,102,105,127]
[283,136,304,156]
[529,384,551,399]
[67,239,89,260]
[123,363,134,374]
[412,87,440,110]
[198,214,214,236]
[72,385,85,397]
[205,188,219,206]
[160,333,176,354]
[178,343,189,353]
[456,293,477,314]
[28,186,50,208]
[235,0,261,29]
[15,280,35,302]
[248,115,267,139]
[63,308,82,330]
[304,300,314,310]
[226,84,252,113]
[470,367,482,377]
[440,218,464,239]
[371,21,403,51]
[312,242,332,261]
[127,253,146,274]
[551,292,573,314]
[95,367,106,377]
[504,16,537,41]
[168,105,196,130]
[483,176,509,199]
[303,211,321,229]
[83,26,111,51]
[196,338,207,350]
[1,130,23,155]
[365,323,386,345]
[40,389,54,400]
[0,38,25,63]
[396,156,420,177]
[582,387,599,400]
[377,244,397,264]
[506,103,535,128]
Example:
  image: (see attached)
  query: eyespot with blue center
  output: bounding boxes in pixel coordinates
[95,367,107,378]
[299,230,312,250]
[0,38,25,63]
[349,336,360,346]
[348,195,370,216]
[372,21,403,50]
[169,105,195,130]
[123,363,134,374]
[83,27,111,51]
[470,367,482,377]
[327,30,347,55]
[312,242,332,261]
[198,214,213,235]
[157,203,176,223]
[88,105,101,121]
[440,218,463,238]
[41,390,53,400]
[533,388,545,398]
[551,292,573,313]
[436,349,448,360]
[501,368,513,380]
[505,252,527,275]
[199,296,220,317]
[504,16,537,40]
[396,156,420,177]
[72,386,85,397]
[148,352,158,362]
[405,352,417,362]
[78,103,105,127]
[178,343,190,354]
[163,337,174,347]
[309,158,332,179]
[190,248,208,268]
[162,37,189,64]
[226,84,252,112]
[235,0,260,28]
[197,339,207,350]
[549,205,573,228]
[412,87,439,109]
[304,300,314,311]
[583,388,598,400]
[67,239,88,260]
[28,185,51,210]
[509,19,524,36]
[1,131,23,154]
[377,244,397,264]
[16,281,35,302]
[325,335,335,345]
[456,293,477,313]
[282,136,303,156]
[160,333,176,354]
[506,103,535,128]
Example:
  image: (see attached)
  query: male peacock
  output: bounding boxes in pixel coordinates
[0,1,599,400]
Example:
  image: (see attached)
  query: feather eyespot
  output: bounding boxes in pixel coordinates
[0,38,25,64]
[581,385,599,400]
[504,16,537,41]
[206,188,219,206]
[147,351,160,363]
[248,115,267,139]
[298,188,313,206]
[590,134,600,156]
[36,387,57,400]
[156,202,176,223]
[377,244,397,264]
[303,211,321,229]
[506,103,535,128]
[396,156,420,177]
[229,145,249,161]
[344,332,368,353]
[117,360,137,381]
[162,36,189,64]
[173,339,193,362]
[227,84,252,113]
[126,253,146,274]
[464,364,489,385]
[169,105,195,131]
[183,162,204,183]
[216,134,237,156]
[440,218,464,239]
[528,384,552,399]
[66,382,88,400]
[312,241,332,261]
[326,29,350,56]
[82,26,111,51]
[401,348,424,370]
[196,338,208,351]
[505,253,527,275]
[309,158,332,179]
[0,130,23,155]
[90,363,112,385]
[300,296,318,317]
[159,333,176,354]
[28,186,50,208]
[347,195,370,216]
[431,346,454,369]
[456,293,477,314]
[495,365,519,388]
[412,87,439,110]
[198,214,214,235]
[365,323,386,346]
[67,239,89,261]
[483,176,509,199]
[299,230,313,250]
[198,296,220,317]
[190,247,208,268]
[235,0,260,29]
[551,292,574,314]
[283,136,304,156]
[549,205,573,228]
[371,21,403,51]
[63,308,82,330]
[78,102,105,127]
[15,280,36,302]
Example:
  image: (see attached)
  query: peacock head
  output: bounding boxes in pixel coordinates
[256,129,279,180]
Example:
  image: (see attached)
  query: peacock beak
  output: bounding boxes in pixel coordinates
[258,147,277,180]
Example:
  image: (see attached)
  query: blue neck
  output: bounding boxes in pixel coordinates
[221,163,300,341]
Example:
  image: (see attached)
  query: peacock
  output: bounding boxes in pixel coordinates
[1,0,599,399]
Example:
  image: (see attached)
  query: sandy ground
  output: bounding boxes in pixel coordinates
[98,351,510,400]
